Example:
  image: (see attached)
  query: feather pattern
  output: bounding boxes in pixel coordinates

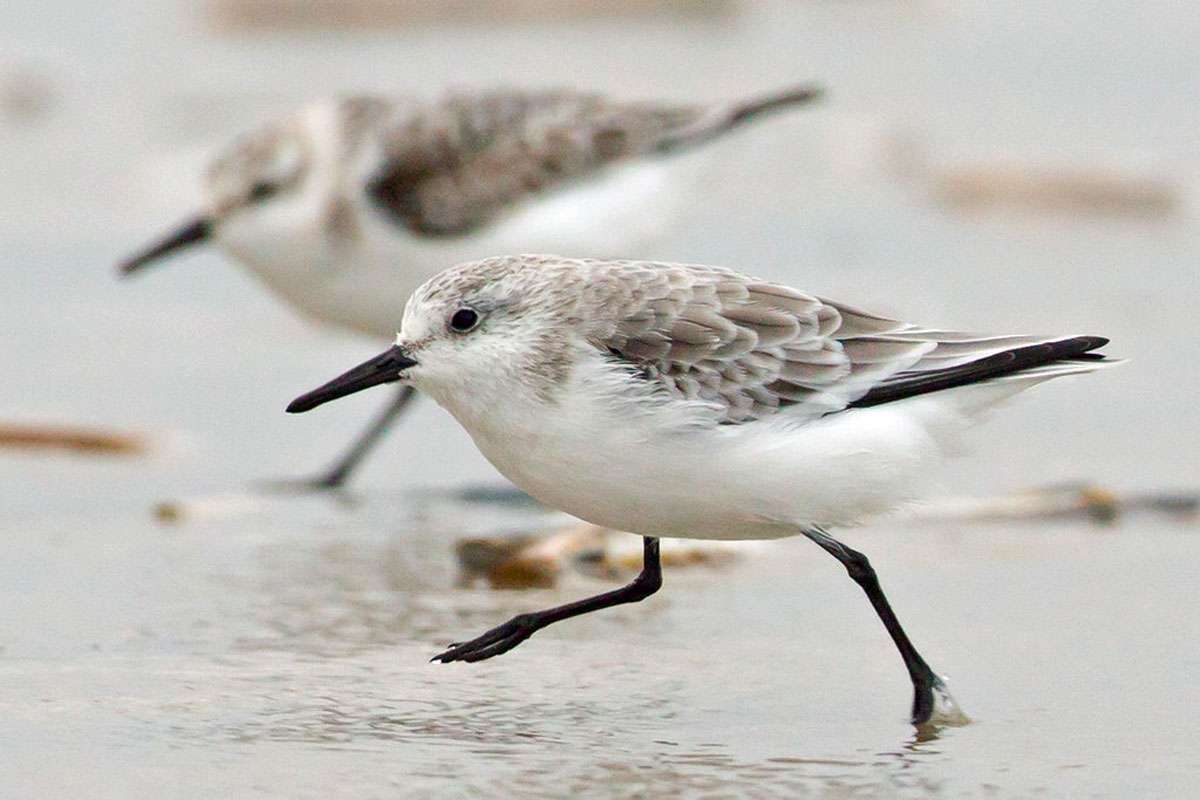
[501,258,1112,424]
[365,85,821,236]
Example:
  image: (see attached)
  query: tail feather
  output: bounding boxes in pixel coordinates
[849,336,1112,409]
[725,84,826,127]
[943,356,1119,416]
[656,84,824,153]
[891,353,1120,455]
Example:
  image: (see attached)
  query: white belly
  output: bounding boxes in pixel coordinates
[448,376,944,542]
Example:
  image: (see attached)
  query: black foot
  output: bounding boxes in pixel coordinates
[254,471,353,496]
[911,673,969,727]
[911,674,938,726]
[431,613,541,663]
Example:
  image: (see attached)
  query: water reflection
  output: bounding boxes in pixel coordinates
[198,672,957,797]
[218,493,562,655]
[168,495,968,797]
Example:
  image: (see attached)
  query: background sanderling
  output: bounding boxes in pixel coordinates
[118,85,821,489]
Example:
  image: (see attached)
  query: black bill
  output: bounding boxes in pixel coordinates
[287,346,418,414]
[117,216,213,276]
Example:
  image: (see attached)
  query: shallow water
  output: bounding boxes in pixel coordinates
[3,1,1199,797]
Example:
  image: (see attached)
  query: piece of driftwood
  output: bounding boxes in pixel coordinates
[933,165,1178,218]
[0,423,148,456]
[456,523,607,589]
[149,482,1194,587]
[152,493,271,524]
[458,523,745,589]
[908,482,1197,525]
[455,483,1197,588]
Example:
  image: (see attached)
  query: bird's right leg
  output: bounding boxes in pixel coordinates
[803,526,967,727]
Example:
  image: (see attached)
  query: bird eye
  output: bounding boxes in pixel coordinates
[449,308,480,333]
[248,181,278,202]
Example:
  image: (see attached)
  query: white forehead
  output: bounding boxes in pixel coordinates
[398,289,436,342]
[395,256,532,341]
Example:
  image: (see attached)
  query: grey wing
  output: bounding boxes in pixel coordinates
[585,263,1106,424]
[367,85,821,236]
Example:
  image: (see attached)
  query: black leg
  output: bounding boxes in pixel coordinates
[804,526,948,726]
[433,536,662,663]
[309,385,416,489]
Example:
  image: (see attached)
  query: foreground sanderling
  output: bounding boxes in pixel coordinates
[118,85,822,488]
[285,254,1115,726]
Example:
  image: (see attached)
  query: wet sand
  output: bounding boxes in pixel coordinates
[3,489,1197,797]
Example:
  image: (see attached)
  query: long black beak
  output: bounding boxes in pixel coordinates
[117,216,213,276]
[287,346,418,414]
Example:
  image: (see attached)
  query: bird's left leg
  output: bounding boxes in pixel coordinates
[803,526,967,727]
[433,536,662,663]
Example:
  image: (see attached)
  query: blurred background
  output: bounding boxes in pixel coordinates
[2,2,1197,798]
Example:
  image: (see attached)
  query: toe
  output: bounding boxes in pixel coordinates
[430,617,538,663]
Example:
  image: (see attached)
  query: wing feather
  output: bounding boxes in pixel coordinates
[367,86,820,236]
[582,260,1106,424]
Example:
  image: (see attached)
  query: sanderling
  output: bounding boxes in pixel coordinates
[118,85,822,488]
[286,254,1116,726]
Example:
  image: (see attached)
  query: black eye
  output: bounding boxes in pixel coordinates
[449,308,479,332]
[248,181,278,202]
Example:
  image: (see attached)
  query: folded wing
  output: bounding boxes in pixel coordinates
[368,85,821,236]
[583,261,1108,424]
